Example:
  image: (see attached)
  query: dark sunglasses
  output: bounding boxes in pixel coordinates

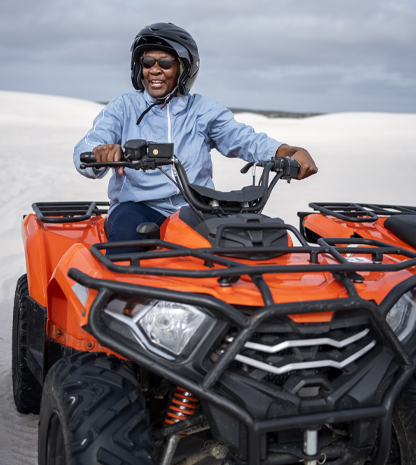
[140,56,177,70]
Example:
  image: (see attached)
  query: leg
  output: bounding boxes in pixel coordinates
[106,202,167,254]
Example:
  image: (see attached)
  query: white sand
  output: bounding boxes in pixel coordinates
[0,90,415,463]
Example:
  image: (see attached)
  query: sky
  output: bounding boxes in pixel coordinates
[1,0,415,114]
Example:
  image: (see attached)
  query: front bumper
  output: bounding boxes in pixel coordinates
[69,268,416,465]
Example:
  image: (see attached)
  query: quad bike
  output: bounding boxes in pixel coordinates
[12,139,416,465]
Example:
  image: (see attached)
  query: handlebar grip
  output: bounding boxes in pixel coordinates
[80,152,96,163]
[281,157,301,179]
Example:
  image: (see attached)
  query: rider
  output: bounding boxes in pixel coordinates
[73,22,317,249]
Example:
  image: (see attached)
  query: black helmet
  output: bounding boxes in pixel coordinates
[131,22,200,96]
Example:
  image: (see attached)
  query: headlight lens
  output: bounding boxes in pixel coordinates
[104,296,214,359]
[138,301,210,355]
[386,289,416,342]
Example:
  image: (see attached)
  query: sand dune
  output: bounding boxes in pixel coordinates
[0,90,415,463]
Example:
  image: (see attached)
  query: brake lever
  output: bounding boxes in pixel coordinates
[240,160,268,174]
[79,160,142,170]
[79,153,174,171]
[79,151,132,170]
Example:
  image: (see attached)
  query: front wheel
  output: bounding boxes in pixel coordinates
[38,352,156,465]
[386,377,416,465]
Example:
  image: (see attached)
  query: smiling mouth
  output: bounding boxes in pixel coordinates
[150,80,165,88]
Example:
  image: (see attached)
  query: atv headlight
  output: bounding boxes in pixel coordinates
[386,289,416,342]
[138,301,212,355]
[104,296,213,359]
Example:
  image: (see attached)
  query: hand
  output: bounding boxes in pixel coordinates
[93,144,124,175]
[276,145,318,180]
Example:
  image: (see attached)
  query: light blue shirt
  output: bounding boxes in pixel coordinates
[74,90,283,216]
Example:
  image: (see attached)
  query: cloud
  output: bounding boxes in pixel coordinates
[0,0,415,112]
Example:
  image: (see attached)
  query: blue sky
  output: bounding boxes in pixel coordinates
[1,0,415,113]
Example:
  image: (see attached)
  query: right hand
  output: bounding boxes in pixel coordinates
[93,144,124,175]
[276,144,317,180]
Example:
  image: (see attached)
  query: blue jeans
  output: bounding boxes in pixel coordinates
[106,202,167,254]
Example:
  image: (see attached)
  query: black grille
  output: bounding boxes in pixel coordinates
[223,319,379,398]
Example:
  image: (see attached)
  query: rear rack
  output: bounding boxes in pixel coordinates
[302,202,416,223]
[32,201,109,223]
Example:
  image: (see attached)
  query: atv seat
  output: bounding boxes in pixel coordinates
[189,183,265,204]
[384,214,416,249]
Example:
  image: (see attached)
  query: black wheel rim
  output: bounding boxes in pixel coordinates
[46,411,67,465]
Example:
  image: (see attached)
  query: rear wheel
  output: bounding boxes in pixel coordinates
[12,274,42,414]
[38,351,156,465]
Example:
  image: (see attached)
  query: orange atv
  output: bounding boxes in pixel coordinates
[12,140,416,465]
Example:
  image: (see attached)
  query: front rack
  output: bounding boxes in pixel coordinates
[304,202,416,223]
[89,223,416,303]
[32,201,109,223]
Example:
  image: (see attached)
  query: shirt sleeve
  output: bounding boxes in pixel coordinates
[73,97,124,179]
[207,102,284,163]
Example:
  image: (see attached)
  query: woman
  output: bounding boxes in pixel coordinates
[74,22,317,247]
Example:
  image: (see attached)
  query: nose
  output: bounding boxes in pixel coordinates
[149,63,162,74]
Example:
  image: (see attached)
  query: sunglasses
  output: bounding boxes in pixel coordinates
[140,56,177,70]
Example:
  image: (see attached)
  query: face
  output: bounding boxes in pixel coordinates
[142,50,181,99]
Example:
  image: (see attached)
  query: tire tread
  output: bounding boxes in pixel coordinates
[38,352,156,465]
[12,274,42,414]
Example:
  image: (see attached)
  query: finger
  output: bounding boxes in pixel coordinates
[113,145,123,174]
[297,164,315,180]
[304,165,318,179]
[297,164,307,180]
[108,144,122,163]
[107,144,115,162]
[94,145,110,163]
[114,145,122,163]
[93,146,103,162]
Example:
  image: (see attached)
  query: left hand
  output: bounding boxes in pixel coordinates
[276,145,318,180]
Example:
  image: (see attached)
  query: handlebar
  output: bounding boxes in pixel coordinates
[81,140,300,179]
[79,139,300,215]
[80,140,175,171]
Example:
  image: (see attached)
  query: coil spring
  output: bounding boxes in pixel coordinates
[164,386,199,427]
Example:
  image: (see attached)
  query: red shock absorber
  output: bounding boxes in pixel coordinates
[164,386,199,427]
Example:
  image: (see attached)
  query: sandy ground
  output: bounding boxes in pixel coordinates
[0,90,415,463]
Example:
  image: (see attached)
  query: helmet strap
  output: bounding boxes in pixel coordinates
[136,86,179,126]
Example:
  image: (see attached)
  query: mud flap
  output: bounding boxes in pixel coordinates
[26,297,47,384]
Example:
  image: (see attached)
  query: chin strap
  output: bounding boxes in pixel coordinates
[136,86,179,126]
[136,101,161,126]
